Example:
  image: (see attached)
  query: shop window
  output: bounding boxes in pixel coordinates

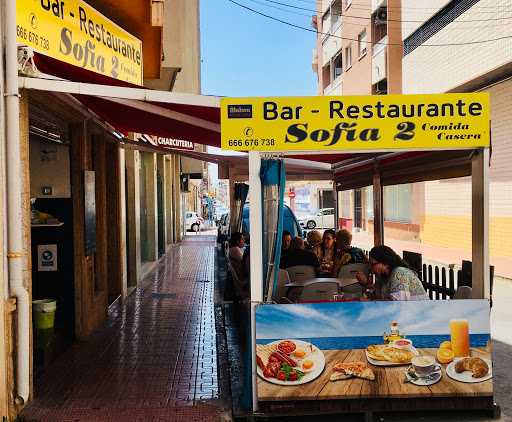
[384,184,411,223]
[365,186,374,220]
[341,190,351,219]
[358,30,367,57]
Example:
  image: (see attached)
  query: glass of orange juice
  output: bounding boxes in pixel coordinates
[450,318,470,358]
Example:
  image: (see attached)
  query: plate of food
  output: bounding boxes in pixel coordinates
[365,344,419,366]
[446,357,492,383]
[330,361,375,382]
[256,339,325,385]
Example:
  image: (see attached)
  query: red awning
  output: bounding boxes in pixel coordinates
[32,53,222,147]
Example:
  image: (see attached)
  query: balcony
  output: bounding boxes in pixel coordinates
[372,35,387,57]
[371,42,387,85]
[312,47,318,73]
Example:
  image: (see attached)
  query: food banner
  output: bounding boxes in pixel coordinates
[16,0,143,85]
[255,300,492,402]
[221,93,490,151]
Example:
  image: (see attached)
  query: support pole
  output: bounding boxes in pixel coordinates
[248,151,262,413]
[3,0,30,404]
[471,148,490,299]
[373,172,384,246]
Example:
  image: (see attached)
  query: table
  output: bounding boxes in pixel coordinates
[257,347,493,415]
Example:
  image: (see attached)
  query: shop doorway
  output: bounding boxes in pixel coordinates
[28,127,75,377]
[105,141,122,306]
[157,172,164,258]
[139,152,148,263]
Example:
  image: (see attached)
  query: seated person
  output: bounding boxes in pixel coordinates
[306,230,322,251]
[330,229,368,277]
[279,237,320,276]
[281,230,292,257]
[311,229,336,267]
[356,245,429,301]
[228,232,247,281]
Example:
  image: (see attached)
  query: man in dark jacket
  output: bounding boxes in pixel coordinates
[279,237,320,275]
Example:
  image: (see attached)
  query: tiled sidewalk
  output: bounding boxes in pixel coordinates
[22,235,230,422]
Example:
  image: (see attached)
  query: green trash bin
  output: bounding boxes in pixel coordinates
[32,299,57,329]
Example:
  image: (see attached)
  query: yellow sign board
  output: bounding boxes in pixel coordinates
[17,0,143,85]
[221,93,490,151]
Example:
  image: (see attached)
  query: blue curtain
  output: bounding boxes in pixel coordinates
[260,158,286,302]
[230,182,249,236]
[239,158,286,411]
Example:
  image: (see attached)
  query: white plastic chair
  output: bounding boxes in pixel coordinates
[227,261,249,300]
[300,281,340,302]
[270,269,293,304]
[341,283,363,299]
[286,265,316,283]
[338,263,369,281]
[453,286,472,299]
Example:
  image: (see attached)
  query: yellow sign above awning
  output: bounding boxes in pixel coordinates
[17,0,143,86]
[221,93,490,151]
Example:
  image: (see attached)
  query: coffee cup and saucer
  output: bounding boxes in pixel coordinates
[404,355,442,386]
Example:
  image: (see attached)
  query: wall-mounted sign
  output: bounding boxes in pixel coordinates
[16,0,143,85]
[221,93,490,151]
[140,134,195,151]
[37,244,58,271]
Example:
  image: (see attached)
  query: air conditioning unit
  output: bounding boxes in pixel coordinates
[180,174,190,192]
[375,9,387,25]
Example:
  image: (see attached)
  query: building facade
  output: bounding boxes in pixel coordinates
[314,0,512,259]
[1,0,203,419]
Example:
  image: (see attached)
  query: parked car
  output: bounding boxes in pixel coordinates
[297,208,335,229]
[214,207,229,223]
[185,211,204,231]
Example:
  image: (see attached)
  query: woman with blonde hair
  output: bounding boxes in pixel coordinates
[330,229,368,277]
[306,230,322,251]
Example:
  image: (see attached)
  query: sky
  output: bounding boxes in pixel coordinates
[200,0,319,184]
[255,300,491,339]
[200,0,318,98]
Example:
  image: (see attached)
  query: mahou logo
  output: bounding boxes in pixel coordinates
[228,105,252,119]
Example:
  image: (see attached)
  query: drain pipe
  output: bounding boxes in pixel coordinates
[4,0,30,405]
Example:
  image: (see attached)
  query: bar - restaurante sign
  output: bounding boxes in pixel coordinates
[221,93,490,151]
[16,0,143,85]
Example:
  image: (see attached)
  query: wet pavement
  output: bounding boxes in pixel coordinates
[22,234,232,422]
[20,229,512,421]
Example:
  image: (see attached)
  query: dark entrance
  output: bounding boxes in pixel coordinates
[157,172,164,258]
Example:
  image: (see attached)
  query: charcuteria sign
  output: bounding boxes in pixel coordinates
[16,0,143,85]
[221,93,490,151]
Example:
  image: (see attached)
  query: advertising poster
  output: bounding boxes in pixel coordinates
[294,187,310,216]
[255,300,492,402]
